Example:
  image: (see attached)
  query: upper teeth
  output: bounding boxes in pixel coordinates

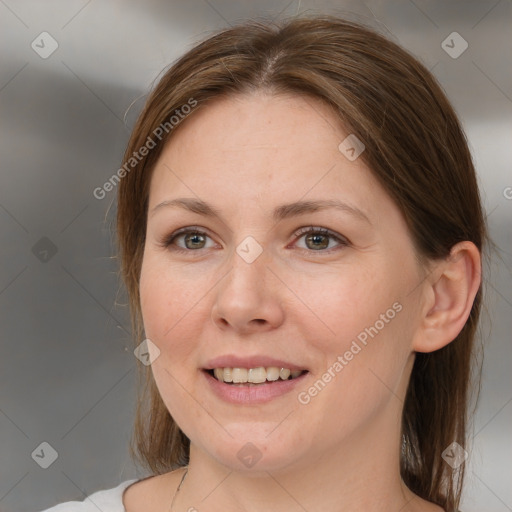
[212,367,303,384]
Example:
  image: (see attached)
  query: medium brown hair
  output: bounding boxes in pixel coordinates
[116,14,486,511]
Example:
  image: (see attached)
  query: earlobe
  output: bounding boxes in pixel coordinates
[413,241,482,353]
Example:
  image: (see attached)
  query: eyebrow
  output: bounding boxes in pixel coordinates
[150,197,371,224]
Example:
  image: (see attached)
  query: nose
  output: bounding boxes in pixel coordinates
[211,245,285,334]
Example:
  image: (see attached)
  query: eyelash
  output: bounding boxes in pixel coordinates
[159,226,349,255]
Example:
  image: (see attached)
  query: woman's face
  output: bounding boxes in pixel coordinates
[139,92,427,473]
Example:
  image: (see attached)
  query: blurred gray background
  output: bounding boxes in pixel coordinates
[0,1,510,511]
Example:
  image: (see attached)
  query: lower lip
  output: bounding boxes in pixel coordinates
[202,370,308,405]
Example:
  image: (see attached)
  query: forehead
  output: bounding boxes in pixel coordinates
[168,91,344,156]
[147,92,394,227]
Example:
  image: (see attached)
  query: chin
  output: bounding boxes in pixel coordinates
[195,428,311,474]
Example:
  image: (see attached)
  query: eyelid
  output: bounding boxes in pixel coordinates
[158,226,215,250]
[159,225,350,253]
[290,226,350,252]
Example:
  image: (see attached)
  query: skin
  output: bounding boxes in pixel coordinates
[123,92,481,511]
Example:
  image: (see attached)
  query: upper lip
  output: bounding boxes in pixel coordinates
[203,355,308,372]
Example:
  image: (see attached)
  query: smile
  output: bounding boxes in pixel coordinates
[202,367,309,404]
[208,367,307,384]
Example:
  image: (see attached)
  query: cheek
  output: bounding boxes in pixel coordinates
[298,274,415,410]
[139,257,204,426]
[139,255,200,363]
[294,303,413,440]
[289,261,415,411]
[288,263,402,353]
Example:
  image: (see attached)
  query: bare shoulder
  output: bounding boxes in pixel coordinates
[122,468,187,512]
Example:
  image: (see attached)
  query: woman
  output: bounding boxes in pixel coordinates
[42,14,485,512]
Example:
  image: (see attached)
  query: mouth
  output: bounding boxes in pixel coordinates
[201,355,310,403]
[202,366,309,404]
[204,367,309,385]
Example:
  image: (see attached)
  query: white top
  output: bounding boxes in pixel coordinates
[39,479,139,511]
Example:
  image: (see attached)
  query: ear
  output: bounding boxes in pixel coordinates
[413,241,482,353]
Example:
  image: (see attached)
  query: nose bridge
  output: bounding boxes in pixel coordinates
[222,237,270,302]
[211,237,284,331]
